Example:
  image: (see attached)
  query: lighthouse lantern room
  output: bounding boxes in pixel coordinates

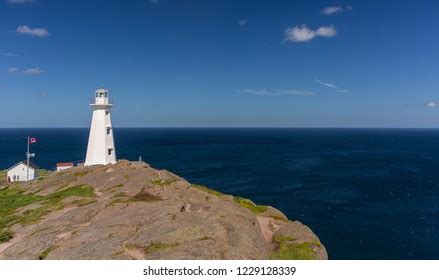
[85,87,117,166]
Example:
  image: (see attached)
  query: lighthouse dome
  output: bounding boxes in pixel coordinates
[91,87,112,106]
[95,87,108,98]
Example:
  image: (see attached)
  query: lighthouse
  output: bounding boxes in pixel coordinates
[84,87,117,166]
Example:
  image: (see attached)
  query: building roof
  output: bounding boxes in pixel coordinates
[8,161,39,171]
[57,162,73,167]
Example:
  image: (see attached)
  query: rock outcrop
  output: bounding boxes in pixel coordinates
[0,160,327,260]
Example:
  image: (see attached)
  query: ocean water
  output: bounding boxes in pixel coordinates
[0,128,438,260]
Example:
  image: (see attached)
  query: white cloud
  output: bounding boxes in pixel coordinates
[316,26,337,37]
[277,90,315,96]
[322,6,343,15]
[0,52,19,57]
[426,102,437,108]
[284,25,336,42]
[240,89,315,96]
[8,0,34,4]
[23,68,46,75]
[322,5,352,15]
[284,25,315,42]
[314,79,337,89]
[239,19,247,27]
[315,79,351,93]
[8,67,18,74]
[16,25,50,37]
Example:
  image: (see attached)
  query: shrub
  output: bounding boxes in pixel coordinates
[38,246,55,260]
[270,235,318,260]
[233,197,267,214]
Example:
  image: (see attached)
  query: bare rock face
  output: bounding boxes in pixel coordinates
[0,161,327,260]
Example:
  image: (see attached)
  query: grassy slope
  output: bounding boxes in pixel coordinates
[0,183,94,243]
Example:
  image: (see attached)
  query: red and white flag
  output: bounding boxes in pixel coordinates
[29,137,37,144]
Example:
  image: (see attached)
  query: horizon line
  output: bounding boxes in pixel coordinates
[1,126,439,129]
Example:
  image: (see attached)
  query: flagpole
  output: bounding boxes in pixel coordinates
[27,136,30,181]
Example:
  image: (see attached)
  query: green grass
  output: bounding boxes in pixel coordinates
[0,185,43,231]
[19,206,61,226]
[0,229,13,243]
[106,183,124,193]
[151,179,174,187]
[109,198,129,205]
[144,242,180,254]
[38,245,55,260]
[72,198,96,206]
[112,192,128,198]
[233,197,268,214]
[197,236,210,241]
[29,226,53,237]
[37,169,51,178]
[270,215,289,222]
[0,184,94,242]
[0,170,7,186]
[111,249,125,257]
[73,171,88,177]
[16,185,93,226]
[46,185,94,201]
[269,235,318,260]
[192,184,223,197]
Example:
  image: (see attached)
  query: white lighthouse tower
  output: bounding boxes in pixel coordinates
[84,87,117,166]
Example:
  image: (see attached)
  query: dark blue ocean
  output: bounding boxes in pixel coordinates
[1,128,438,259]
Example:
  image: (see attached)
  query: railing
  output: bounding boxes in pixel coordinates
[73,159,85,167]
[90,98,113,105]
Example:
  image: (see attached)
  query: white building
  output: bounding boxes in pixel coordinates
[56,162,74,171]
[84,87,117,166]
[7,161,38,182]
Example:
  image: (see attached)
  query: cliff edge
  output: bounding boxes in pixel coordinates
[0,160,327,260]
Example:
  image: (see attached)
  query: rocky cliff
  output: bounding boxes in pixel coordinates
[0,160,327,260]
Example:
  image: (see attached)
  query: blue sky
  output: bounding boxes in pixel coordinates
[0,0,438,127]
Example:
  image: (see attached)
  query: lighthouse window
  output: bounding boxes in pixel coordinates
[108,148,113,156]
[106,127,111,135]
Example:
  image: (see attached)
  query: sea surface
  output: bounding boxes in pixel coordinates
[1,128,438,259]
